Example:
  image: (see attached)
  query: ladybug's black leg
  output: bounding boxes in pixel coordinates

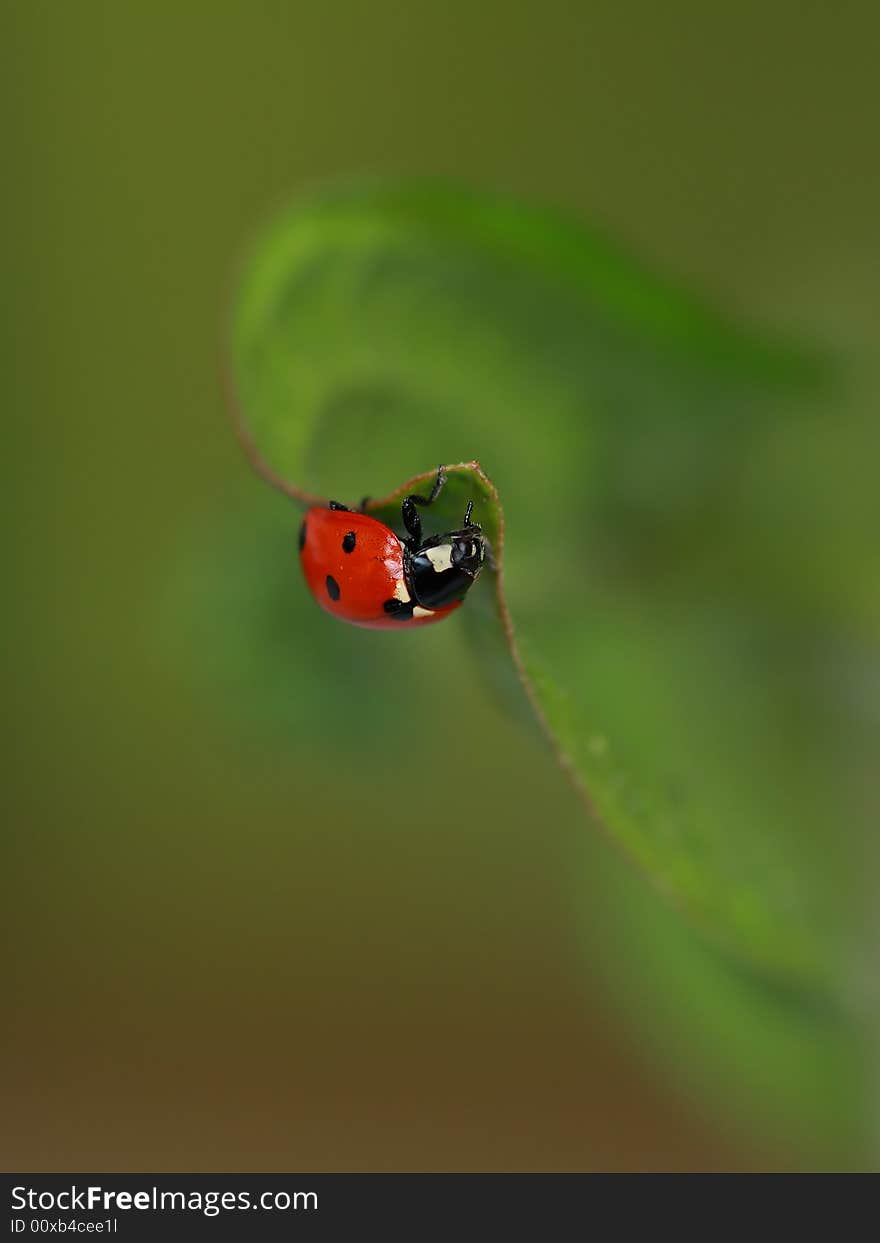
[401,464,446,549]
[328,500,352,512]
[401,499,423,547]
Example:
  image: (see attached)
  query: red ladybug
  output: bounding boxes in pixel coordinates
[298,466,485,629]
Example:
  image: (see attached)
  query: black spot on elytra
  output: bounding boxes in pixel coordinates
[383,598,414,620]
[326,575,340,601]
[342,531,356,554]
[298,520,307,551]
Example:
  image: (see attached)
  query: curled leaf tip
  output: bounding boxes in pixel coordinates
[227,179,860,1000]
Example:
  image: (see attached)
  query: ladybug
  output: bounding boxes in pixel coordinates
[298,466,486,629]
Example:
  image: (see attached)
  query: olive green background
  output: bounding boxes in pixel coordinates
[3,2,878,1170]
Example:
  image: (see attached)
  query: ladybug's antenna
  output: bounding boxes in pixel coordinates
[463,500,474,526]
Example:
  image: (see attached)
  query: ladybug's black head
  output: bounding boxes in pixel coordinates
[406,524,485,611]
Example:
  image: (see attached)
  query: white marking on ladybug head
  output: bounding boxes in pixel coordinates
[425,545,454,574]
[392,577,411,603]
[412,606,434,619]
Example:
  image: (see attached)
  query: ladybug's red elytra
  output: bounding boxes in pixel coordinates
[298,466,486,629]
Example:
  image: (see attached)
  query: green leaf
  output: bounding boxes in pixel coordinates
[229,180,866,999]
[576,831,873,1166]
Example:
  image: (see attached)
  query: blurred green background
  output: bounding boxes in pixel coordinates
[3,1,878,1170]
